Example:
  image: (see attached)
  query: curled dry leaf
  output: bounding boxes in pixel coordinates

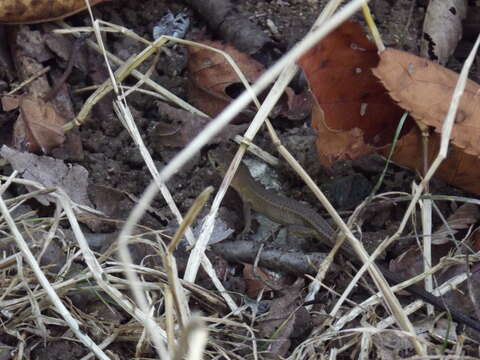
[2,95,65,153]
[0,0,109,24]
[187,40,264,122]
[297,20,408,166]
[188,40,311,122]
[421,0,467,64]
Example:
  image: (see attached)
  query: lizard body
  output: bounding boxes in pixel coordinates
[227,156,336,246]
[209,150,480,332]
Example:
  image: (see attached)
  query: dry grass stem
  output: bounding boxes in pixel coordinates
[0,186,110,359]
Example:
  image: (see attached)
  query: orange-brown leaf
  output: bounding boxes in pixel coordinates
[297,20,408,166]
[243,263,274,298]
[187,40,264,122]
[382,126,480,194]
[0,0,109,24]
[373,48,480,157]
[5,95,66,153]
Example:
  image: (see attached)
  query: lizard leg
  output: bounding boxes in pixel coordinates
[287,224,319,239]
[285,224,319,248]
[240,200,252,237]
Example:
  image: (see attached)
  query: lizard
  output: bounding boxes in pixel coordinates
[208,149,480,333]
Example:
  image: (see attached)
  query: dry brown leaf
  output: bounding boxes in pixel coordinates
[153,101,247,148]
[8,26,83,159]
[0,145,91,207]
[187,40,264,122]
[373,48,480,157]
[2,95,65,153]
[243,263,274,298]
[298,20,480,194]
[297,20,408,166]
[472,229,480,252]
[256,278,308,357]
[372,48,480,194]
[187,40,309,122]
[432,203,480,245]
[0,0,109,24]
[386,126,480,194]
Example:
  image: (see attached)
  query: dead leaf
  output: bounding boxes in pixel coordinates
[385,127,480,194]
[373,48,480,157]
[257,279,308,357]
[44,24,88,74]
[437,263,480,320]
[153,101,248,148]
[473,229,480,252]
[187,40,264,122]
[14,26,53,62]
[301,26,480,194]
[0,0,109,24]
[277,87,313,121]
[421,0,467,64]
[1,95,19,111]
[187,40,308,122]
[389,248,480,320]
[297,20,409,166]
[2,95,65,153]
[0,145,92,208]
[432,203,480,245]
[8,26,83,159]
[243,263,276,298]
[389,244,451,282]
[372,48,480,194]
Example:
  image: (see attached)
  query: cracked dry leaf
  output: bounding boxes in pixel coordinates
[0,0,109,24]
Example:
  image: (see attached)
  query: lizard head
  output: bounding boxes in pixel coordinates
[208,148,234,176]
